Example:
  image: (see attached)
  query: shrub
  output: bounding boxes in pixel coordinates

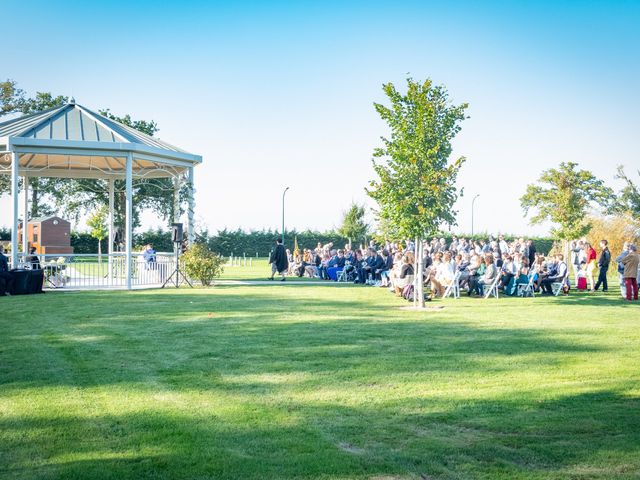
[587,214,640,256]
[182,243,224,286]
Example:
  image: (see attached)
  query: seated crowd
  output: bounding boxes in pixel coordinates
[283,235,639,300]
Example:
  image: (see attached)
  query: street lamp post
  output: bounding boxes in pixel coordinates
[471,194,480,236]
[282,187,290,245]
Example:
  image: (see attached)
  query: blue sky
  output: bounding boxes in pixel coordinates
[2,0,638,236]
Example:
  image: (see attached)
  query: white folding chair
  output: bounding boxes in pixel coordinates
[336,268,349,282]
[551,272,569,296]
[517,272,536,297]
[337,263,356,283]
[483,274,501,299]
[443,270,461,299]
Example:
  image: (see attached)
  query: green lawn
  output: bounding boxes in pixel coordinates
[219,258,321,282]
[1,284,638,479]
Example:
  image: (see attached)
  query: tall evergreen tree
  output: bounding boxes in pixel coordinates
[338,202,369,248]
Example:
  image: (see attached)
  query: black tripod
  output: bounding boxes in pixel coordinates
[162,244,193,288]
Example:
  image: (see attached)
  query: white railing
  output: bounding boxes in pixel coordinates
[8,252,181,289]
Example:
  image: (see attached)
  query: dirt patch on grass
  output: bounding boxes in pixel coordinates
[338,442,365,455]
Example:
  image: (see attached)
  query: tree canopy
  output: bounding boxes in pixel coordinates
[367,77,467,239]
[613,165,640,217]
[367,77,467,307]
[520,162,614,241]
[0,79,25,116]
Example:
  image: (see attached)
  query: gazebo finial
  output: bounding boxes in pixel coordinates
[69,97,76,104]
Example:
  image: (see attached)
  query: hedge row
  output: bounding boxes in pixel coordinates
[206,229,347,257]
[70,229,175,254]
[1,227,554,257]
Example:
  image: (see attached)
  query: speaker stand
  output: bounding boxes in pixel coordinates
[162,246,193,289]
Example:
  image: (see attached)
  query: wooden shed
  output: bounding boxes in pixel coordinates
[18,216,74,255]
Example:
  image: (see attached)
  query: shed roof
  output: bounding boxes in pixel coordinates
[29,216,70,224]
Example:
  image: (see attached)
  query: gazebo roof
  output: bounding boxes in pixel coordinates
[0,100,201,179]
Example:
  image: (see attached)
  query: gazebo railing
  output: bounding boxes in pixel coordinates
[9,252,180,289]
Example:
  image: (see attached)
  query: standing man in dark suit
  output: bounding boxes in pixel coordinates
[594,239,611,292]
[526,239,536,267]
[0,245,14,296]
[26,247,41,270]
[268,238,289,281]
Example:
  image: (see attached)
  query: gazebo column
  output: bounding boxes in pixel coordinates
[22,176,29,260]
[125,153,133,290]
[108,178,115,282]
[187,167,195,245]
[10,150,19,268]
[173,175,181,255]
[173,175,181,223]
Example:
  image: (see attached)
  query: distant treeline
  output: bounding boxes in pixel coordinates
[0,226,555,256]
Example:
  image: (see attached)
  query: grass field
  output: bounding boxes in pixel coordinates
[1,279,639,479]
[219,258,320,282]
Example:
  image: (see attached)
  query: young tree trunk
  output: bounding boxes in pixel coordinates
[413,237,419,307]
[30,182,39,218]
[417,238,425,308]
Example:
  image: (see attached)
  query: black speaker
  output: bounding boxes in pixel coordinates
[10,269,30,295]
[27,269,45,294]
[172,223,183,243]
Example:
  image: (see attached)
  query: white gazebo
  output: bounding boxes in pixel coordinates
[0,99,201,289]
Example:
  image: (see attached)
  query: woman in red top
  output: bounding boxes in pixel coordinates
[584,242,597,291]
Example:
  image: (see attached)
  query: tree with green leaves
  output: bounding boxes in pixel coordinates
[87,206,109,264]
[613,165,640,217]
[100,109,159,136]
[0,79,25,116]
[520,162,614,255]
[0,81,68,213]
[367,78,467,307]
[338,202,369,249]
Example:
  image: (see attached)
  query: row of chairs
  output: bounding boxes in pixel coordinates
[336,265,569,300]
[443,270,569,300]
[442,270,501,299]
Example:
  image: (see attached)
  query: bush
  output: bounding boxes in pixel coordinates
[182,243,225,286]
[587,214,640,256]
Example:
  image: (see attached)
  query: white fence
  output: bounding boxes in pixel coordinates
[9,252,181,290]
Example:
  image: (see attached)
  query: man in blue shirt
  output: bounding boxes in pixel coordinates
[327,250,347,281]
